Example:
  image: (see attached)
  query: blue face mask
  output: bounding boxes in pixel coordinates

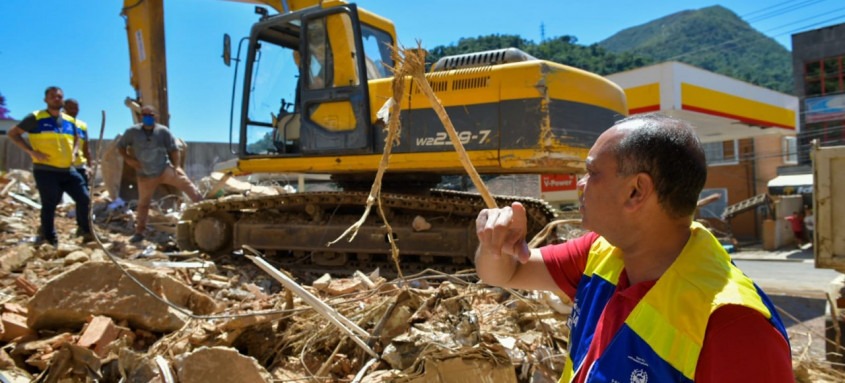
[142,115,155,126]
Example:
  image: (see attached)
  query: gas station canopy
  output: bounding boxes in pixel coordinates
[607,62,798,143]
[768,174,813,195]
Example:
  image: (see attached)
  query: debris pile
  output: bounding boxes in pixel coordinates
[0,169,575,382]
[0,169,842,382]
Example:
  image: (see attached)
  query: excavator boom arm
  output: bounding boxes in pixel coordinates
[120,0,327,126]
[122,0,169,125]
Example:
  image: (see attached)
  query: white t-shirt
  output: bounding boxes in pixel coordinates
[804,214,815,231]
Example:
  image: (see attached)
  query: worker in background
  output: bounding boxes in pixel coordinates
[63,99,92,188]
[804,206,815,246]
[785,211,806,248]
[117,105,202,243]
[475,113,792,382]
[63,98,94,238]
[6,86,93,246]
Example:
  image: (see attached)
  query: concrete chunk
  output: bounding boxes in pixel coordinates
[174,346,271,383]
[27,262,219,332]
[327,278,364,296]
[0,245,34,272]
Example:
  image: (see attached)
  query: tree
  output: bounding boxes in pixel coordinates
[0,92,12,120]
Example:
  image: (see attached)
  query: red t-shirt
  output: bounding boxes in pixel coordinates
[786,215,804,233]
[540,233,793,383]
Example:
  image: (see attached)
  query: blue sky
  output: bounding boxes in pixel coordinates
[1,0,843,143]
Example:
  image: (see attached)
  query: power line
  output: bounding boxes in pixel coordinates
[746,0,828,23]
[658,5,844,62]
[783,12,845,35]
[763,8,845,32]
[741,0,805,18]
[612,0,835,60]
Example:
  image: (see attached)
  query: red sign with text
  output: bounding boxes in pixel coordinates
[541,174,577,192]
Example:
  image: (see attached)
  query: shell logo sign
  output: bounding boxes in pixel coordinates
[541,174,577,192]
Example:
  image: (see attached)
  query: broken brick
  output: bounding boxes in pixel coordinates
[77,316,121,358]
[1,312,36,342]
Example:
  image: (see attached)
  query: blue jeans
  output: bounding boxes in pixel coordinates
[76,167,89,189]
[75,166,90,229]
[33,168,91,242]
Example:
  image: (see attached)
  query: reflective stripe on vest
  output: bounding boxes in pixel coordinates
[28,110,77,169]
[560,222,788,382]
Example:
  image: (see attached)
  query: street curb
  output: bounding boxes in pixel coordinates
[731,256,809,263]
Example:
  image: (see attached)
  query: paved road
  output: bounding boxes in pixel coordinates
[732,250,842,360]
[735,258,841,296]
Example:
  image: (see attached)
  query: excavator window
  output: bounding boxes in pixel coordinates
[360,24,393,79]
[243,32,300,155]
[305,19,332,89]
[242,5,374,156]
[301,12,361,132]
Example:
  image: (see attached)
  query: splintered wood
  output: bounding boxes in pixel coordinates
[329,45,499,280]
[328,46,409,278]
[403,45,497,209]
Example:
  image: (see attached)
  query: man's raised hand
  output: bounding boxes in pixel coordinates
[476,202,531,263]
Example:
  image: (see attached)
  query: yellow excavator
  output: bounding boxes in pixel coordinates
[122,0,627,277]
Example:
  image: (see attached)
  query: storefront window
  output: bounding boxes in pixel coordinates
[804,55,844,96]
[702,140,738,165]
[783,136,797,164]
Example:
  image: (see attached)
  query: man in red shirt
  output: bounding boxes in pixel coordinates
[785,211,805,247]
[475,113,792,382]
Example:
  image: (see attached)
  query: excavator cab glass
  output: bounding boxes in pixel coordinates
[240,24,300,155]
[240,4,374,157]
[360,24,393,80]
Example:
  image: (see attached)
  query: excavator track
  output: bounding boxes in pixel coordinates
[177,190,557,279]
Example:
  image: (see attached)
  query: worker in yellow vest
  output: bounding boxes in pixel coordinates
[63,98,92,188]
[475,113,792,382]
[7,86,93,246]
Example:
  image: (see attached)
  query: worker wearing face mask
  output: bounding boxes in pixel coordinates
[117,105,202,243]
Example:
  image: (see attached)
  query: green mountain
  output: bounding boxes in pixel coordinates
[426,34,653,78]
[424,5,793,94]
[598,5,793,93]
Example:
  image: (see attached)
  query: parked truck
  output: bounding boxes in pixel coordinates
[812,143,845,363]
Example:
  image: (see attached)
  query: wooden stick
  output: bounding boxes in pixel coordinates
[351,357,380,383]
[327,44,408,278]
[8,192,41,209]
[828,292,844,352]
[528,218,582,248]
[93,110,106,185]
[154,355,176,383]
[204,172,233,199]
[244,248,378,358]
[404,48,497,209]
[0,178,17,197]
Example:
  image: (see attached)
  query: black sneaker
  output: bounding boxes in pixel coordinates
[129,233,145,243]
[34,236,58,247]
[79,231,96,243]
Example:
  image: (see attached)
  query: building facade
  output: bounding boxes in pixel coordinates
[792,22,845,165]
[608,62,798,243]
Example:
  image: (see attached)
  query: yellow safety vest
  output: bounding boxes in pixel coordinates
[71,117,88,167]
[560,222,788,382]
[27,110,78,169]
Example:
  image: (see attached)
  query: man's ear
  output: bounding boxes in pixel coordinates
[624,173,654,210]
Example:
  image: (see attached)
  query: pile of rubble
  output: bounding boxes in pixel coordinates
[0,169,842,382]
[0,170,574,382]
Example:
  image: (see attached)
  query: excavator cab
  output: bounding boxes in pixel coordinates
[239,4,383,157]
